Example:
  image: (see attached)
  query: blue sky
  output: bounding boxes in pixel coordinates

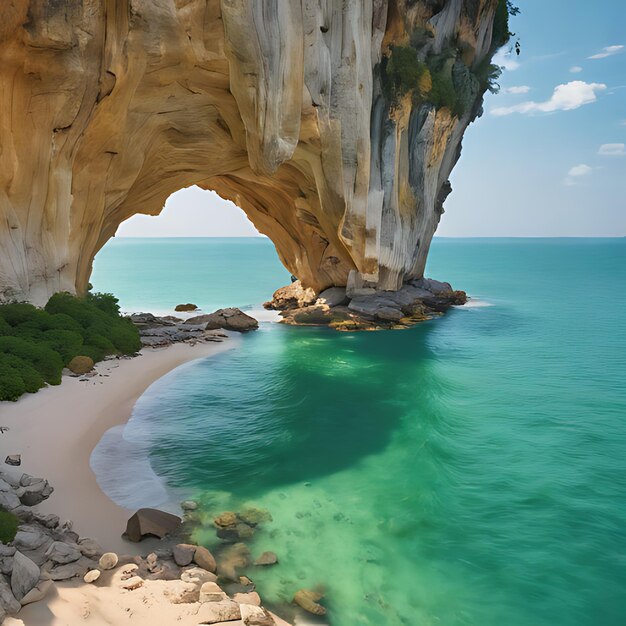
[118,0,625,238]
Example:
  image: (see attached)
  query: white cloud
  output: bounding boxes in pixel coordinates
[493,48,520,71]
[568,164,592,177]
[569,66,583,73]
[504,85,531,94]
[491,81,606,116]
[564,164,592,186]
[588,45,624,60]
[598,143,626,156]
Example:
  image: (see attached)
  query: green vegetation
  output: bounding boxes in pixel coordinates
[380,1,520,113]
[0,508,19,543]
[0,292,141,402]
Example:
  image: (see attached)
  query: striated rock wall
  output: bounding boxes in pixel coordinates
[0,0,506,305]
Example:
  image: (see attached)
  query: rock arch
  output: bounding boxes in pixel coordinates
[0,0,503,305]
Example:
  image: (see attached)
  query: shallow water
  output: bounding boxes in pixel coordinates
[92,238,626,626]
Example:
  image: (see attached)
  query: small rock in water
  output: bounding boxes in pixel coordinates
[5,455,21,467]
[293,589,327,616]
[181,500,198,511]
[83,569,101,583]
[99,552,118,570]
[174,303,198,312]
[254,551,278,566]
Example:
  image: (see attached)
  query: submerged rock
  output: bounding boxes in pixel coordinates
[293,589,326,616]
[254,552,278,566]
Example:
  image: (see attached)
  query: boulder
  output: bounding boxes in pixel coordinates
[0,575,21,616]
[0,490,20,511]
[293,589,326,616]
[20,579,52,606]
[5,455,21,467]
[198,581,226,603]
[173,544,196,567]
[98,552,119,570]
[185,308,258,332]
[181,500,198,511]
[78,538,103,558]
[264,282,317,311]
[44,541,82,564]
[180,567,217,585]
[13,529,49,551]
[44,557,97,581]
[233,592,261,606]
[240,604,275,626]
[124,508,181,542]
[195,599,241,624]
[67,355,94,375]
[17,476,53,506]
[316,287,349,308]
[10,551,40,601]
[174,303,198,312]
[254,551,277,566]
[162,580,199,604]
[194,546,217,573]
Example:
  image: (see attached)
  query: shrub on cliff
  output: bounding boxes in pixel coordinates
[0,508,19,543]
[0,291,140,401]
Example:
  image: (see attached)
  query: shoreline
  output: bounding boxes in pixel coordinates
[0,338,237,553]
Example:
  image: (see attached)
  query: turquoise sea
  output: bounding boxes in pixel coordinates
[92,237,626,626]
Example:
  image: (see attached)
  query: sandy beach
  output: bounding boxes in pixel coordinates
[0,339,237,553]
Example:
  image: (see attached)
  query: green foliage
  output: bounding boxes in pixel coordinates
[381,45,430,103]
[426,53,467,117]
[492,0,520,53]
[0,509,19,544]
[0,291,140,402]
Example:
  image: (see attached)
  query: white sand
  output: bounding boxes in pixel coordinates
[0,339,236,552]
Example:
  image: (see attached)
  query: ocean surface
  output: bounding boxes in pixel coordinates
[91,237,626,626]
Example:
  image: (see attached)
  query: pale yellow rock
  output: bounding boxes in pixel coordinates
[83,569,101,584]
[0,1,501,304]
[98,553,118,571]
[120,576,144,591]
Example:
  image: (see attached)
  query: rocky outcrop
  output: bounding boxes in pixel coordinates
[266,279,467,330]
[0,1,508,305]
[129,312,231,347]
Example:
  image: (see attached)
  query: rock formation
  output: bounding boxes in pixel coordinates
[0,1,511,305]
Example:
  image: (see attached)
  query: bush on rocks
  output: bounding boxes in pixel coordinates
[0,508,19,543]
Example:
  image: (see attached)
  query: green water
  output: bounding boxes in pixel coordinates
[92,238,626,625]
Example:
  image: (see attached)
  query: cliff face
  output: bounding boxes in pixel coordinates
[0,0,505,305]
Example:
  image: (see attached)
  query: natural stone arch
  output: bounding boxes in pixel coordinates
[0,0,504,305]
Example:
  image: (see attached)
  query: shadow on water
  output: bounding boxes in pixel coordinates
[143,321,439,495]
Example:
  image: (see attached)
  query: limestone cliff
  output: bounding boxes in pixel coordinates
[0,0,509,305]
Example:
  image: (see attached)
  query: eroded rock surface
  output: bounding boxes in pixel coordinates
[0,1,506,305]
